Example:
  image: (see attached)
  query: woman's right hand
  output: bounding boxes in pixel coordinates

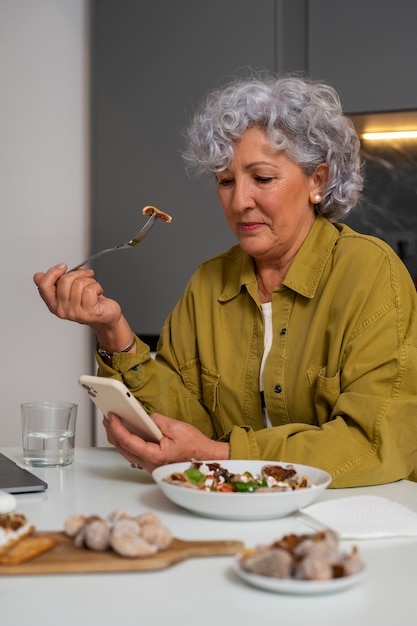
[33,263,122,332]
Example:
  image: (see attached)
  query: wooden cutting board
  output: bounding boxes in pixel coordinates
[0,531,244,576]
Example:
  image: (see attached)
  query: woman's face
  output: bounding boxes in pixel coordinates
[216,127,327,265]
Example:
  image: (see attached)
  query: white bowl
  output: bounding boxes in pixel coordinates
[152,460,332,520]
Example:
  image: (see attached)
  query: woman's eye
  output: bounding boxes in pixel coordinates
[255,176,273,183]
[218,178,233,187]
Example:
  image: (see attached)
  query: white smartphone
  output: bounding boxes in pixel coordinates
[78,375,162,443]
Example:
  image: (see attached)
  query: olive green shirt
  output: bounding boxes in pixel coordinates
[97,216,417,487]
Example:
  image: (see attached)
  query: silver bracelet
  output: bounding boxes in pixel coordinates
[97,336,136,360]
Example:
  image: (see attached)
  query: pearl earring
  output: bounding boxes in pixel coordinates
[313,194,322,204]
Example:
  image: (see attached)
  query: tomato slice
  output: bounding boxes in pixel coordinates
[217,483,236,492]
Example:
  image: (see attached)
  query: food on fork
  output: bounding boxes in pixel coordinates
[142,205,173,223]
[239,530,364,581]
[64,510,172,558]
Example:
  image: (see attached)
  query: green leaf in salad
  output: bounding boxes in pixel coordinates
[183,468,206,484]
[234,481,260,492]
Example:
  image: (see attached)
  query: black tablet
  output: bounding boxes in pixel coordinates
[0,453,48,493]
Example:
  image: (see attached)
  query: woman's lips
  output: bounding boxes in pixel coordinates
[239,222,265,232]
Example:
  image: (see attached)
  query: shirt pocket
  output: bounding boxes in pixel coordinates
[200,366,220,413]
[180,359,224,436]
[307,366,341,425]
[179,359,221,411]
[179,358,203,398]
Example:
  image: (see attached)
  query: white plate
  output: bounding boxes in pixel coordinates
[233,560,367,595]
[152,460,332,520]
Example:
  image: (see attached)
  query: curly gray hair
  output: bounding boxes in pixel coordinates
[182,73,363,220]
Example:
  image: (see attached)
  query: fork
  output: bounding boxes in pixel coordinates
[66,212,158,272]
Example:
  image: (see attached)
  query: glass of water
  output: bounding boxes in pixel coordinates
[21,401,78,467]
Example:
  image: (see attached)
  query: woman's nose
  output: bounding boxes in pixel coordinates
[231,180,256,211]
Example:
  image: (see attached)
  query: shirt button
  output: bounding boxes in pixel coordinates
[132,364,140,371]
[280,328,287,335]
[274,385,282,394]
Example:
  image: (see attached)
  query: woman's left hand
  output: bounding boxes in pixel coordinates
[103,412,230,473]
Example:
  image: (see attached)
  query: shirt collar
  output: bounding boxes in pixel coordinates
[219,216,339,302]
[283,216,339,298]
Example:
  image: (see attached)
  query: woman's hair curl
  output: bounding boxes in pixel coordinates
[182,72,363,220]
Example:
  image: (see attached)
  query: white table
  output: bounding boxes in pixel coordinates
[1,446,417,626]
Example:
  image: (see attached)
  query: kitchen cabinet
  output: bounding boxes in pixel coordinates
[307,0,417,113]
[308,0,417,285]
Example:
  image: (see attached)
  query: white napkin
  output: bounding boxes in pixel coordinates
[300,495,417,539]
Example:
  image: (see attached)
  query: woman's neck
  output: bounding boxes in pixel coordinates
[256,268,285,303]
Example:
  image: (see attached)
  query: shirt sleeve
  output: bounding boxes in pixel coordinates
[95,325,218,440]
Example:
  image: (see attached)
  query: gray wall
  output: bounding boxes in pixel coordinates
[91,0,417,339]
[1,0,92,447]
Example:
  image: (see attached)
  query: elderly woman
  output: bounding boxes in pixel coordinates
[35,73,417,487]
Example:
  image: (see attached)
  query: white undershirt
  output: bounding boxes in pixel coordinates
[260,302,273,427]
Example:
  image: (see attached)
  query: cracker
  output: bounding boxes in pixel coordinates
[0,528,34,556]
[0,514,35,556]
[0,535,55,565]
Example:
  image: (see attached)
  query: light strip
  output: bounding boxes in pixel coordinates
[361,130,417,140]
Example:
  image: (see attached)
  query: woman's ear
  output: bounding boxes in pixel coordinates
[309,162,329,204]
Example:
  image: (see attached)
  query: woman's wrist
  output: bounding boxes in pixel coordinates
[95,317,137,358]
[97,335,136,360]
[205,440,230,461]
